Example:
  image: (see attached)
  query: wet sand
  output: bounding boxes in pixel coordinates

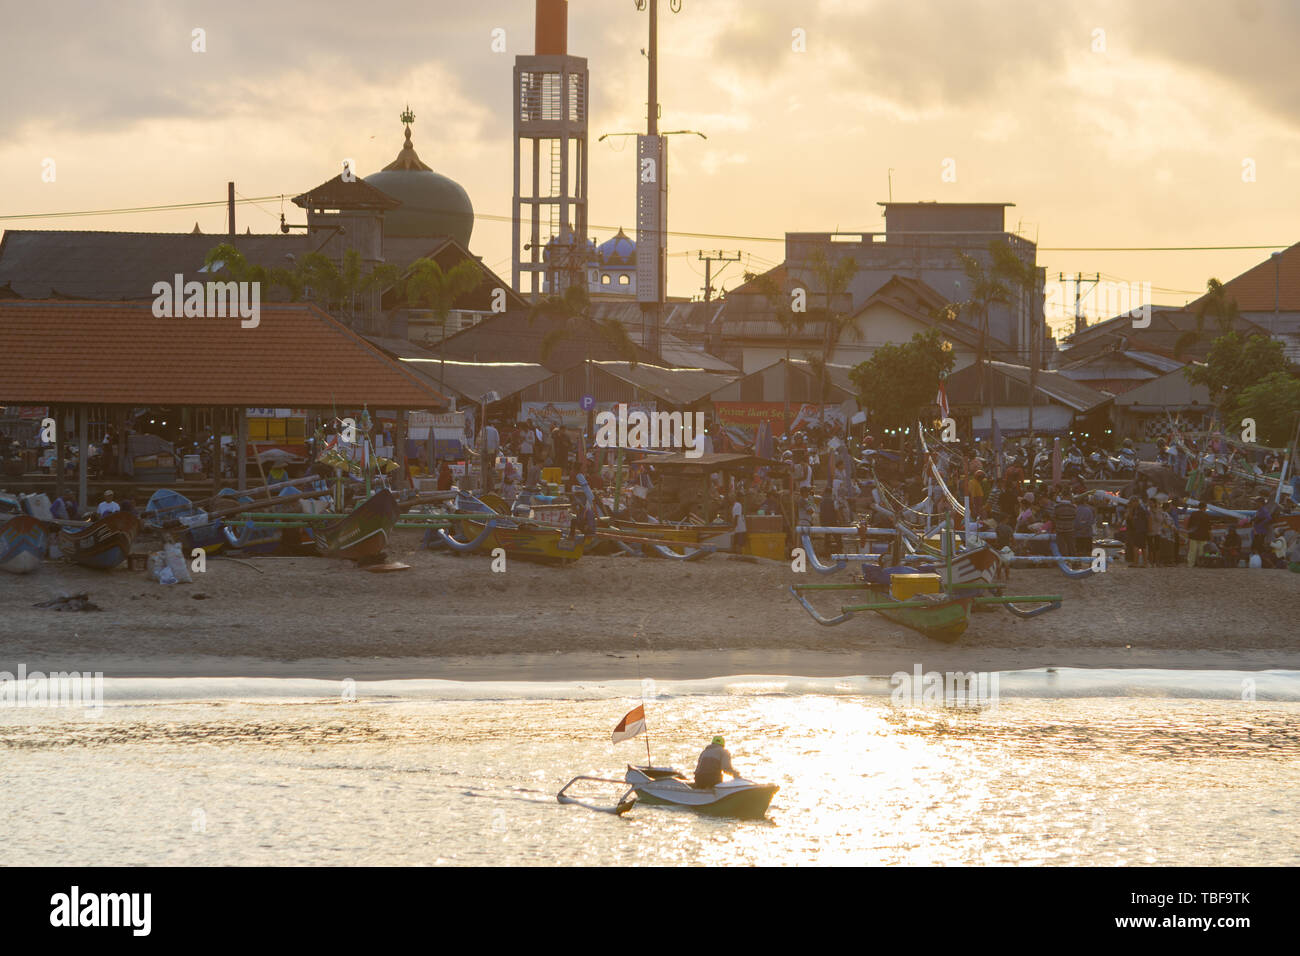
[3,530,1298,679]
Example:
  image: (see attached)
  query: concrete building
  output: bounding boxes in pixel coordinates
[722,202,1046,371]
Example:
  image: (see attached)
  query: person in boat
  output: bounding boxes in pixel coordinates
[694,736,739,789]
[267,462,291,485]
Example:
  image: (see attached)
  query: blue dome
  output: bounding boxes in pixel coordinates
[597,228,636,266]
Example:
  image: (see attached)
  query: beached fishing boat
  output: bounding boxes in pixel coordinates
[314,488,399,560]
[58,512,140,570]
[449,515,587,563]
[0,514,47,574]
[791,519,1062,642]
[791,570,1062,643]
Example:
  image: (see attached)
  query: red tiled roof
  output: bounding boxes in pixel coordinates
[1190,242,1300,311]
[0,300,446,407]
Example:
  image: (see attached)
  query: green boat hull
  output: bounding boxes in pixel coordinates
[866,589,973,643]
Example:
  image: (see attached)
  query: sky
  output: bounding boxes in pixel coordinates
[2,0,1299,337]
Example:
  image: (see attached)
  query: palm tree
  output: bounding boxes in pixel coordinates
[743,269,806,432]
[956,252,1012,446]
[1175,278,1241,359]
[990,241,1040,441]
[529,283,637,436]
[202,243,272,288]
[404,258,484,406]
[803,247,859,425]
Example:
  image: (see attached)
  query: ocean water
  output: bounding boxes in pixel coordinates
[2,670,1298,866]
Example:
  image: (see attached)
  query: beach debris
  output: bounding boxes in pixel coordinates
[147,543,193,585]
[362,561,410,573]
[34,593,102,612]
[192,593,209,600]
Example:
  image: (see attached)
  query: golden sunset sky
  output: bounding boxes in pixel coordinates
[2,0,1297,336]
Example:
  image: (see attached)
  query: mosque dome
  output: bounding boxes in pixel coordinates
[364,108,474,247]
[597,228,636,266]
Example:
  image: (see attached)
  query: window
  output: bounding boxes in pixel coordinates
[602,274,610,284]
[618,274,630,285]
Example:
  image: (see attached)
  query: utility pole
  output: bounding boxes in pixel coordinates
[636,0,682,362]
[1059,272,1099,333]
[698,250,740,302]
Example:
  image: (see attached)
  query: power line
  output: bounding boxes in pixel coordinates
[0,195,285,222]
[2,196,1294,254]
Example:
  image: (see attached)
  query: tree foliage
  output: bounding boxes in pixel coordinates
[1185,331,1290,420]
[528,283,637,366]
[850,329,956,432]
[1175,277,1241,359]
[1233,372,1300,447]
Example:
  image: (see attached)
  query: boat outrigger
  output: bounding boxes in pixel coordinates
[791,519,1062,643]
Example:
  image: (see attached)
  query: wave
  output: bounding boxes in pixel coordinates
[64,668,1300,706]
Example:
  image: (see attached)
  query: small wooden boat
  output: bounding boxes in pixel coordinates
[314,489,399,560]
[558,766,779,819]
[0,514,47,574]
[452,516,587,563]
[791,577,1062,643]
[58,512,140,570]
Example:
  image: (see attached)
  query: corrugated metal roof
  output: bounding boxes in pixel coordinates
[0,301,446,407]
[366,335,551,402]
[591,361,739,404]
[989,361,1111,412]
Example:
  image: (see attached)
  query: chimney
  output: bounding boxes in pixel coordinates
[535,0,567,55]
[227,182,236,237]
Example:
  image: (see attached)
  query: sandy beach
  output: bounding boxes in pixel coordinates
[3,529,1299,679]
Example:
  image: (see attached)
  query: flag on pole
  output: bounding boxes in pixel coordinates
[611,705,646,744]
[936,383,950,421]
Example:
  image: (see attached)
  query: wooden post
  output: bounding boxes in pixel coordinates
[54,404,65,500]
[395,411,408,492]
[211,408,221,496]
[77,404,89,514]
[236,407,248,492]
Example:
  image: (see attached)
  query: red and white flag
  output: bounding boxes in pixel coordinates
[936,382,950,421]
[611,705,646,744]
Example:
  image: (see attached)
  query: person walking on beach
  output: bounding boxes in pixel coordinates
[1186,500,1212,567]
[1053,491,1076,557]
[693,736,739,790]
[518,423,534,475]
[1125,498,1148,566]
[1074,497,1095,558]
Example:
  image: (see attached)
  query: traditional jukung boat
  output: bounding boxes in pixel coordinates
[58,512,140,570]
[0,514,47,574]
[791,521,1062,643]
[314,489,399,560]
[557,704,780,819]
[447,515,587,564]
[558,766,779,819]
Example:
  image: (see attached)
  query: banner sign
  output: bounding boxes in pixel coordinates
[713,402,851,436]
[245,408,308,418]
[521,401,656,433]
[408,410,467,441]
